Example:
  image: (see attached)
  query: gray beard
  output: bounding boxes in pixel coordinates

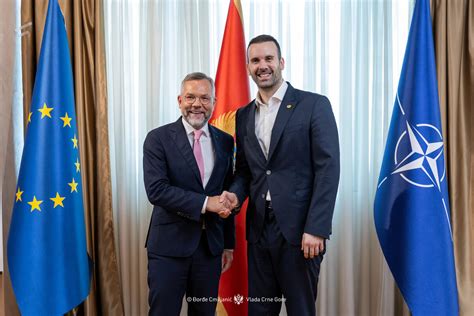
[184,115,208,130]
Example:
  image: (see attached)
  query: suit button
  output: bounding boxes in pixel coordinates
[261,194,265,199]
[266,170,271,175]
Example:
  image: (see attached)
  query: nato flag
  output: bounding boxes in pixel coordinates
[374,0,459,315]
[7,0,91,315]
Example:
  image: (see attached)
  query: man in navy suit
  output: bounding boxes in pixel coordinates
[143,72,235,316]
[221,35,340,315]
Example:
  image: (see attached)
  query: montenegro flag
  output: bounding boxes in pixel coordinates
[211,1,250,315]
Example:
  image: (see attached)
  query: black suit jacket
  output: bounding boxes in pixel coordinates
[143,118,235,257]
[230,83,340,245]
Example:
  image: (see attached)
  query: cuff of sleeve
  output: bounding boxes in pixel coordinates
[202,196,208,214]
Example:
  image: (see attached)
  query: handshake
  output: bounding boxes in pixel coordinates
[206,191,240,218]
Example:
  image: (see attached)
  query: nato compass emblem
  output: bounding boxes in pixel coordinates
[391,120,445,189]
[377,94,452,236]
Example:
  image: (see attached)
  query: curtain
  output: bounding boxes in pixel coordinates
[104,1,415,315]
[313,2,413,315]
[1,0,22,314]
[432,0,474,315]
[18,0,124,315]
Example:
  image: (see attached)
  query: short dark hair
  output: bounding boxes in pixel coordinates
[181,72,215,98]
[247,34,282,61]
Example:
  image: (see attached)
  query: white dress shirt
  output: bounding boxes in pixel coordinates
[182,118,215,212]
[254,80,288,201]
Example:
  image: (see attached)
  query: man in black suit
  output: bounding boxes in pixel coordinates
[221,35,340,315]
[143,72,235,316]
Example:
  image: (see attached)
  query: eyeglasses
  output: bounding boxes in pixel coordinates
[183,94,213,105]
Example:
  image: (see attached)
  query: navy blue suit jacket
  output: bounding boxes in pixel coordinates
[230,83,340,245]
[143,118,235,257]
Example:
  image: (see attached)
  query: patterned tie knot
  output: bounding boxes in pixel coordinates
[194,129,203,141]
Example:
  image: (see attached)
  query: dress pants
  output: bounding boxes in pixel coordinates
[248,203,325,316]
[147,233,221,316]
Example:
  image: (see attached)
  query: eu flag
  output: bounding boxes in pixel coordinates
[374,0,459,314]
[7,0,91,314]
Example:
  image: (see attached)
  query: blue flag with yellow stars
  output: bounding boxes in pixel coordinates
[374,0,459,315]
[7,0,91,314]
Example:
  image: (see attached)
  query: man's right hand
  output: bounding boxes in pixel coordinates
[219,191,239,208]
[217,191,239,218]
[206,196,232,218]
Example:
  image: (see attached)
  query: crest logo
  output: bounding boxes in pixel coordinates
[233,294,243,305]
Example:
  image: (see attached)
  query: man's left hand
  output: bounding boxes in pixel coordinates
[221,249,234,273]
[301,233,325,259]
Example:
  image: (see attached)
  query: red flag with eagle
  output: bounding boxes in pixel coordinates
[211,0,250,315]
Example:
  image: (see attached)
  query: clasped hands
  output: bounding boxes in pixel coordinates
[206,191,239,218]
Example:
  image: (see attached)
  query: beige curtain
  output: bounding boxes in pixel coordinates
[16,0,124,315]
[432,0,474,315]
[1,0,20,314]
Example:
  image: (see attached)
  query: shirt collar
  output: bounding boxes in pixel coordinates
[181,117,210,137]
[255,80,288,108]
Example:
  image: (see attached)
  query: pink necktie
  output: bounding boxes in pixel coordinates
[193,130,205,183]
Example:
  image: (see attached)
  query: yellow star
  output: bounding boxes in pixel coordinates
[60,112,72,128]
[38,103,53,119]
[27,196,43,212]
[28,112,32,124]
[68,178,79,192]
[50,192,65,208]
[71,134,78,148]
[75,159,80,172]
[15,187,24,202]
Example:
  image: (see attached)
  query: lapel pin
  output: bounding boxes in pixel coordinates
[286,104,293,109]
